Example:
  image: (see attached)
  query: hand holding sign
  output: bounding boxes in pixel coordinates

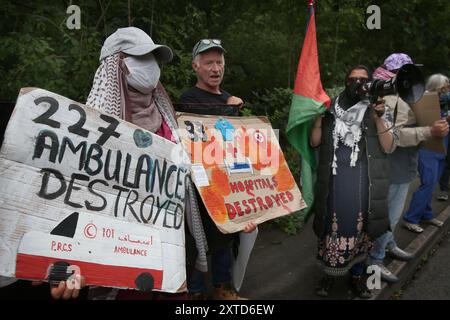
[243,221,257,233]
[31,274,86,300]
[227,96,244,108]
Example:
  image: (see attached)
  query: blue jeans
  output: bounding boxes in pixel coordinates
[404,149,445,224]
[370,182,410,262]
[188,247,232,293]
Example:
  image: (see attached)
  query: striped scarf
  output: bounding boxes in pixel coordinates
[86,53,124,118]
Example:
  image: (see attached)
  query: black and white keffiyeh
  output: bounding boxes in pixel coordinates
[86,53,124,118]
[332,97,369,175]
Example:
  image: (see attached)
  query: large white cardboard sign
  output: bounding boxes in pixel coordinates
[0,88,188,293]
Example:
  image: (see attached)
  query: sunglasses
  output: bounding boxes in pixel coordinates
[199,39,221,45]
[347,77,369,84]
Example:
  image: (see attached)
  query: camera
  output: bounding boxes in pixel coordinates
[359,64,425,104]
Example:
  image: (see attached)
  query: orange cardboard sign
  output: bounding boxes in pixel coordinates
[177,113,307,234]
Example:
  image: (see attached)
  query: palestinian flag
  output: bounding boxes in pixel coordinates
[286,1,330,221]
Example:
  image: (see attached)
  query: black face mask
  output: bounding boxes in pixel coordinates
[345,82,362,102]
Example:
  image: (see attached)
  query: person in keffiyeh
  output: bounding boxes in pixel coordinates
[310,65,396,299]
[85,27,208,300]
[86,27,176,141]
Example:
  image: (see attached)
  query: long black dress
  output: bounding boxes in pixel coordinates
[316,138,372,276]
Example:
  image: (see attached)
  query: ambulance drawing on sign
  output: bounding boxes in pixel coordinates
[15,212,165,292]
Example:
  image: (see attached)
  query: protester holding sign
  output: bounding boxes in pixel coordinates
[178,39,256,300]
[310,65,395,299]
[85,27,208,299]
[0,41,197,299]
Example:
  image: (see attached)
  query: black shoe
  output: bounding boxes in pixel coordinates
[350,276,372,299]
[316,275,335,298]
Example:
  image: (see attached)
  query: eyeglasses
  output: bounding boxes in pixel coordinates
[347,77,369,84]
[200,39,221,45]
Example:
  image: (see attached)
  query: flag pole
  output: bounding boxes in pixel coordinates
[305,0,315,33]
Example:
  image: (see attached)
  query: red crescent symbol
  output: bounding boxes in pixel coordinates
[254,131,265,143]
[84,223,97,239]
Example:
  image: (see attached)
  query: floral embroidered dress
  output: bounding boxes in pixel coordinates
[317,99,372,276]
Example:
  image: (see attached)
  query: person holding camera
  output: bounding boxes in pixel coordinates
[310,65,395,299]
[402,74,450,233]
[369,54,449,284]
